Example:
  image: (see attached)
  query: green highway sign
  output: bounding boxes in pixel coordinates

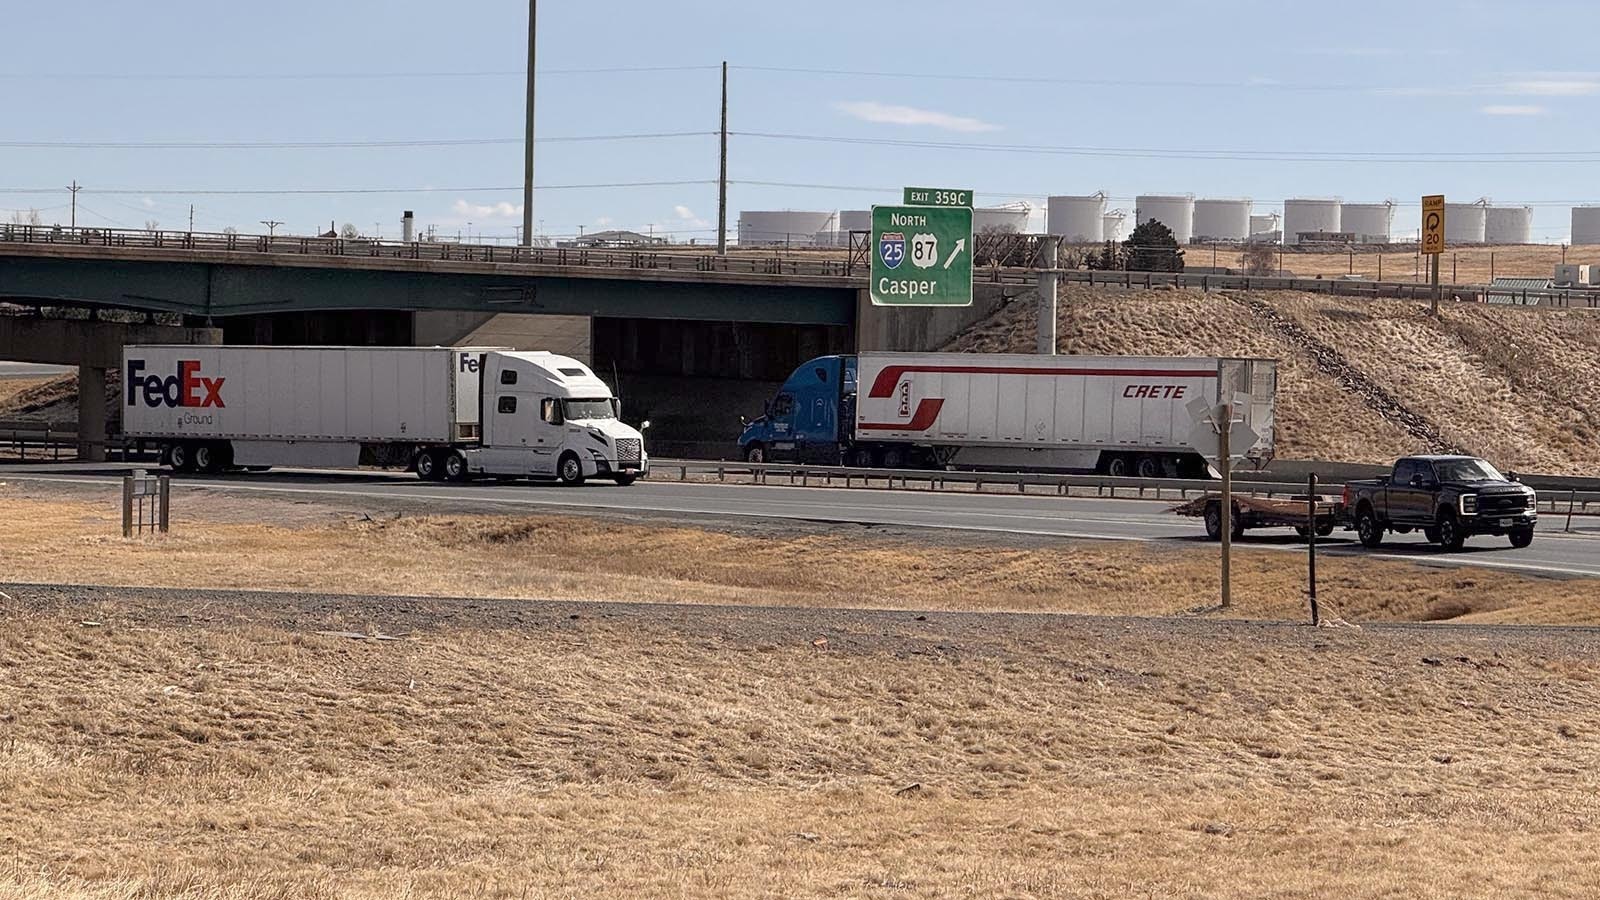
[903,186,973,208]
[870,204,973,307]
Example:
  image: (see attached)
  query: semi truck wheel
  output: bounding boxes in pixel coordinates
[881,448,905,470]
[745,444,765,464]
[415,450,441,481]
[1509,527,1534,549]
[441,451,468,483]
[166,442,195,473]
[1104,455,1129,478]
[557,453,585,486]
[1356,508,1384,548]
[1135,456,1161,479]
[613,474,638,486]
[193,443,224,475]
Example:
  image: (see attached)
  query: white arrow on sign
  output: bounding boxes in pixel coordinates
[942,238,966,270]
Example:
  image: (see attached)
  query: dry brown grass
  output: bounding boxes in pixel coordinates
[2,586,1600,898]
[0,376,53,410]
[1201,243,1600,283]
[0,493,1595,626]
[950,287,1600,473]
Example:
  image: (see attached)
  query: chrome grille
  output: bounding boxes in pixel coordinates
[1480,493,1529,513]
[616,438,642,466]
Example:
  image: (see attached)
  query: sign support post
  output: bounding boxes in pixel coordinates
[1422,194,1445,316]
[1219,403,1232,610]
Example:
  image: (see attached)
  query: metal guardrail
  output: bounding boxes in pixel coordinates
[8,225,1600,303]
[0,423,151,462]
[649,458,1600,517]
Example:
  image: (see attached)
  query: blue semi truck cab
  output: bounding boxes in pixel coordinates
[739,354,904,467]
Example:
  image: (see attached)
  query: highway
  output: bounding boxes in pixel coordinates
[8,463,1600,578]
[0,362,69,378]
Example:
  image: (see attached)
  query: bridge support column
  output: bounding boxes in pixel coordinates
[77,364,108,462]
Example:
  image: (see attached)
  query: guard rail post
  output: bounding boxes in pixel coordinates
[1568,490,1577,533]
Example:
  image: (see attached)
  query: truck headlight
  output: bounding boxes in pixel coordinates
[1526,488,1537,507]
[1460,494,1478,516]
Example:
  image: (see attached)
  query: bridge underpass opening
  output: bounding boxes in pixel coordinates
[591,317,852,459]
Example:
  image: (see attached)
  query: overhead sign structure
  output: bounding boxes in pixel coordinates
[904,187,973,208]
[1422,194,1445,255]
[870,204,973,307]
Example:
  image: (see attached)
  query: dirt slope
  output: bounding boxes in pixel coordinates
[946,286,1600,474]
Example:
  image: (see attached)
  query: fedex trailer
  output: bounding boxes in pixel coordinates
[122,345,648,485]
[737,352,1276,478]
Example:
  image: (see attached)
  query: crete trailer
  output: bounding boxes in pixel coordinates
[122,345,648,485]
[739,352,1276,477]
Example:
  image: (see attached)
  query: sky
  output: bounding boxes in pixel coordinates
[4,0,1600,243]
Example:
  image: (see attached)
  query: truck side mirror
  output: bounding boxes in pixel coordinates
[1508,470,1520,483]
[640,420,651,431]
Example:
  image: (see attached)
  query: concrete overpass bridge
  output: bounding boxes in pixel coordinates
[0,225,1029,458]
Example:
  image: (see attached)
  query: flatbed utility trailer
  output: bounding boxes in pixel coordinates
[1173,494,1343,541]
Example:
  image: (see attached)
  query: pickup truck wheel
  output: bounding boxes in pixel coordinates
[744,444,765,464]
[1509,527,1534,549]
[557,453,585,486]
[1357,509,1384,548]
[1435,511,1466,552]
[441,450,468,483]
[1204,503,1223,541]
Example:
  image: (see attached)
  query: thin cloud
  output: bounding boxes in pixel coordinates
[673,204,696,220]
[1480,104,1548,116]
[451,199,522,219]
[834,100,1000,133]
[1498,78,1600,97]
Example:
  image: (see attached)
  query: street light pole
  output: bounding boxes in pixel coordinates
[521,0,536,248]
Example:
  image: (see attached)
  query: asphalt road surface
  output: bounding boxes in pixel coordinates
[0,362,69,378]
[8,463,1600,578]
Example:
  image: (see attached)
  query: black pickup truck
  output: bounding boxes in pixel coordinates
[1342,455,1538,551]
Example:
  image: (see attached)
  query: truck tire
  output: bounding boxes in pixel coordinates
[193,443,224,475]
[1135,456,1161,479]
[613,474,638,486]
[1509,526,1534,549]
[881,447,906,470]
[1105,455,1129,478]
[557,452,585,486]
[1316,522,1335,538]
[1204,502,1223,541]
[1435,510,1466,552]
[441,450,468,483]
[744,444,765,464]
[166,442,195,473]
[1356,507,1384,548]
[850,447,875,468]
[415,450,441,481]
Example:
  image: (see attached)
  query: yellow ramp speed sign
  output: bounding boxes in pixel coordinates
[1422,195,1445,255]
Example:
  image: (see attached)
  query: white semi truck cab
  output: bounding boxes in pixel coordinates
[121,345,648,486]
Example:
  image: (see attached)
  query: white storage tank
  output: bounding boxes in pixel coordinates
[1249,213,1280,236]
[1485,206,1533,244]
[1102,209,1128,242]
[815,209,872,248]
[1444,199,1488,244]
[1341,201,1395,244]
[1047,193,1106,243]
[1133,195,1195,243]
[1283,199,1342,245]
[1191,198,1251,242]
[1572,207,1600,245]
[738,210,836,247]
[973,204,1031,234]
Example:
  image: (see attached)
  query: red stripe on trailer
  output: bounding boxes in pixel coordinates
[865,365,1219,398]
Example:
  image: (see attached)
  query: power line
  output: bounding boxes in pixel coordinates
[0,179,718,197]
[0,64,720,81]
[0,131,712,150]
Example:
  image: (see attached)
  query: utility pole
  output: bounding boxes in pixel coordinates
[717,60,729,255]
[189,204,195,233]
[259,219,283,236]
[67,180,81,228]
[1037,235,1060,355]
[521,0,536,248]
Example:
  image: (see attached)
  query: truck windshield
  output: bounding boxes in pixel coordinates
[563,398,616,421]
[1434,458,1504,482]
